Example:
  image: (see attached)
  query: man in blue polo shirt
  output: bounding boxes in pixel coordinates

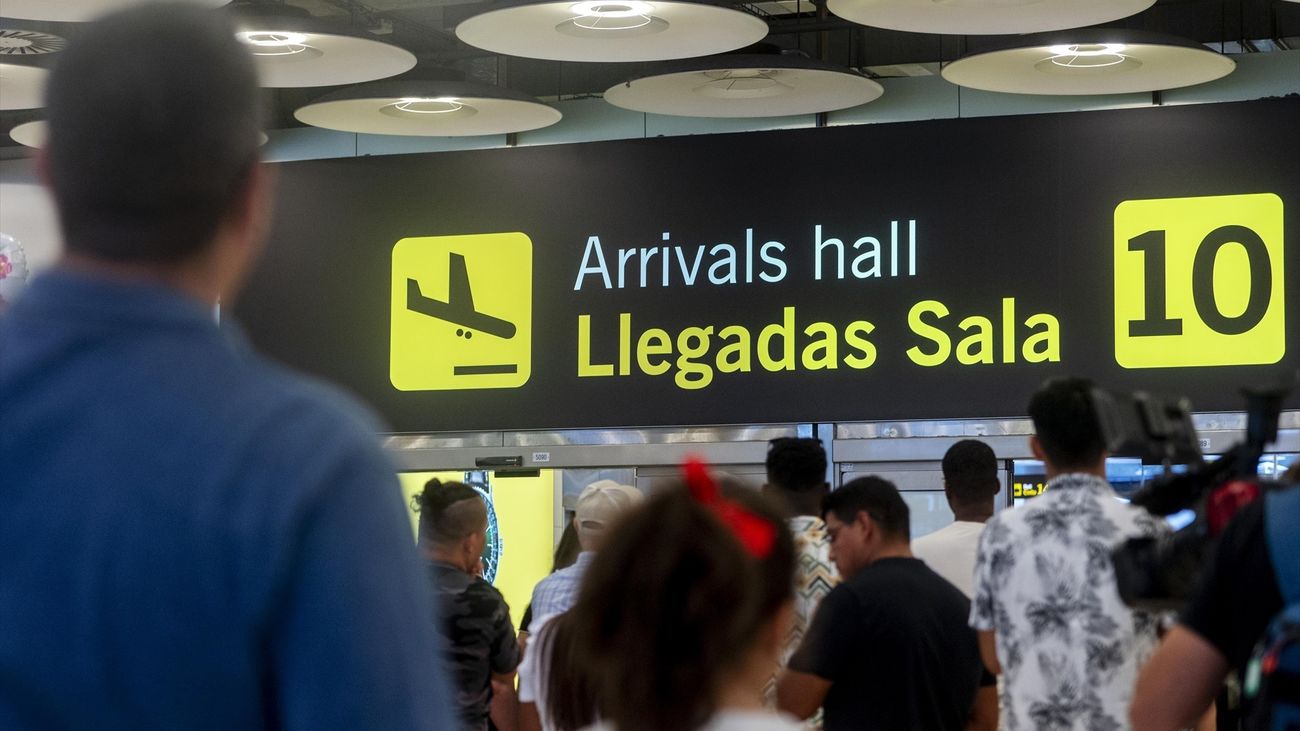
[0,5,453,729]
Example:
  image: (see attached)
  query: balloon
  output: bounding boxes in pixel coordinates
[0,233,31,308]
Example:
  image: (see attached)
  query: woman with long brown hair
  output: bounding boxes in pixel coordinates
[538,460,801,731]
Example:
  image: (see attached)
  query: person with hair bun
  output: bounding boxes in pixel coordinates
[545,461,800,731]
[416,478,520,731]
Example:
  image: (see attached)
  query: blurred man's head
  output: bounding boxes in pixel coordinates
[573,480,641,552]
[42,3,269,300]
[763,437,829,517]
[821,477,910,578]
[1028,376,1108,477]
[941,439,1000,521]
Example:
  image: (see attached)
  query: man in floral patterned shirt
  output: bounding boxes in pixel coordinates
[764,437,838,729]
[970,377,1168,731]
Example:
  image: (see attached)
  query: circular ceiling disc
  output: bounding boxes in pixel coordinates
[827,0,1155,35]
[455,1,769,62]
[295,96,562,137]
[9,120,46,147]
[0,30,68,56]
[0,63,47,110]
[246,33,415,88]
[605,67,883,117]
[0,0,229,22]
[941,42,1235,95]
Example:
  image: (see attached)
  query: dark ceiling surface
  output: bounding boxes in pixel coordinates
[2,0,1298,150]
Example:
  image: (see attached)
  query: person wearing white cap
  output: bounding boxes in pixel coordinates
[530,480,642,619]
[518,480,641,731]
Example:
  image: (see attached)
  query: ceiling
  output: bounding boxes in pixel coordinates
[2,0,1298,152]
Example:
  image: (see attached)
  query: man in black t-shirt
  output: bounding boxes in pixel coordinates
[417,479,520,731]
[777,477,997,731]
[1130,483,1297,730]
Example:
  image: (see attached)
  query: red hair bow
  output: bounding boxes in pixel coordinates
[683,456,776,559]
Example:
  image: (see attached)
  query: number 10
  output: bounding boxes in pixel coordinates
[1127,225,1273,338]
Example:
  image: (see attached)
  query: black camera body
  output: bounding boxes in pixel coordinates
[1098,385,1291,613]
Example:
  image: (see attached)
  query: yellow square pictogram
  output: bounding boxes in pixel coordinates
[390,233,532,391]
[1114,193,1285,369]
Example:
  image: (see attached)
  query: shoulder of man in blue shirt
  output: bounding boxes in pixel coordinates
[0,271,454,730]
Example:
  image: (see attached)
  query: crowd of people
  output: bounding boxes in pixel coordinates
[2,5,1298,731]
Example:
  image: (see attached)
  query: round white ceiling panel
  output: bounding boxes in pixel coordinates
[0,63,47,110]
[827,0,1156,35]
[236,28,415,88]
[941,31,1235,95]
[295,81,562,136]
[456,1,769,62]
[9,120,46,147]
[605,54,883,117]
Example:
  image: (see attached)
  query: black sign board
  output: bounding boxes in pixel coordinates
[235,98,1300,432]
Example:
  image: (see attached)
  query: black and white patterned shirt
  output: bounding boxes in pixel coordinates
[969,473,1168,731]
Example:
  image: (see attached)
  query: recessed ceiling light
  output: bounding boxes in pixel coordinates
[0,62,47,110]
[0,30,68,57]
[941,31,1235,95]
[232,5,415,88]
[295,80,562,136]
[455,0,768,62]
[0,0,229,22]
[827,0,1155,35]
[605,53,883,117]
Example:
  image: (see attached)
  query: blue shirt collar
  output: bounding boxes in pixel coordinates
[13,266,219,332]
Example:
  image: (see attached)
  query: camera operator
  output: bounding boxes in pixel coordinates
[1130,467,1300,730]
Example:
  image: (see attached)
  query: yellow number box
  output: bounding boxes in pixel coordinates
[1114,193,1285,368]
[390,232,532,391]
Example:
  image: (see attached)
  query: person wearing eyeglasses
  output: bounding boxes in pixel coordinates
[777,478,997,731]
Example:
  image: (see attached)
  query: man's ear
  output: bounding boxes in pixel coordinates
[855,510,875,539]
[1029,434,1046,462]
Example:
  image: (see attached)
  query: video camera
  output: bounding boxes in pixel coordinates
[1096,384,1293,613]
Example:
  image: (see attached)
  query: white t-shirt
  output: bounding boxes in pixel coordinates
[519,613,561,730]
[584,709,802,731]
[911,520,986,598]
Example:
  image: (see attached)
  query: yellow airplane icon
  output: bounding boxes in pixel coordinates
[390,233,532,390]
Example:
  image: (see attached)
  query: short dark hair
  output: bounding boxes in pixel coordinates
[1028,376,1106,471]
[44,3,262,263]
[766,437,827,492]
[413,479,486,546]
[822,476,910,542]
[942,439,1000,506]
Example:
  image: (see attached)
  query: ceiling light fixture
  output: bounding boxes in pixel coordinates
[827,0,1155,35]
[0,62,48,110]
[0,0,229,22]
[232,5,415,87]
[0,30,68,57]
[941,31,1235,95]
[294,79,562,137]
[604,53,883,117]
[455,0,768,62]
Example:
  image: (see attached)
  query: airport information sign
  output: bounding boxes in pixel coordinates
[235,98,1299,432]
